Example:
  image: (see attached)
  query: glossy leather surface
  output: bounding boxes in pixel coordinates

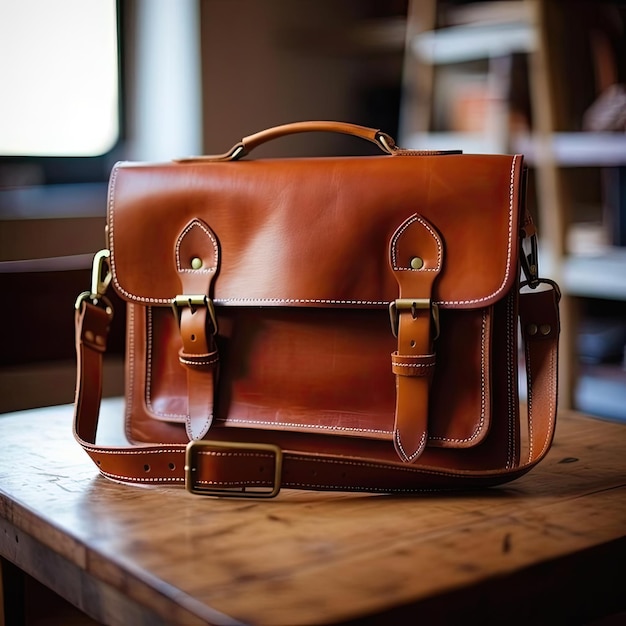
[73,125,559,493]
[109,154,522,309]
[107,151,524,468]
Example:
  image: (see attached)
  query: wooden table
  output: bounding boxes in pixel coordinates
[0,400,624,625]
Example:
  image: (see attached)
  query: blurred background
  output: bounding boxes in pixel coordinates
[0,0,625,420]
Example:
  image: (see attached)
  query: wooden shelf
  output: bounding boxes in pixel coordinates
[411,20,535,64]
[562,248,626,300]
[576,363,626,422]
[405,132,626,166]
[513,133,626,167]
[399,0,626,415]
[403,131,504,154]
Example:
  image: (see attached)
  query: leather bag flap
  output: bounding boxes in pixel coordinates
[107,154,524,309]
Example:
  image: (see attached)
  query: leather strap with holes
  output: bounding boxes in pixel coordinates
[73,285,560,495]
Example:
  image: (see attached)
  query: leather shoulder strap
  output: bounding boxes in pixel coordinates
[73,284,560,495]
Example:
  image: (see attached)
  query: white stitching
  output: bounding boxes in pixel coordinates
[290,455,445,476]
[108,157,519,307]
[393,362,433,367]
[216,418,392,435]
[480,310,487,440]
[145,308,395,432]
[391,214,442,271]
[107,164,119,271]
[429,309,488,445]
[395,429,426,462]
[140,308,491,445]
[145,306,154,413]
[98,469,471,492]
[124,304,137,442]
[198,451,272,459]
[175,219,218,273]
[287,454,490,479]
[526,335,534,462]
[284,483,455,493]
[505,292,516,469]
[438,154,517,306]
[146,308,185,418]
[179,357,219,367]
[525,322,556,462]
[101,451,488,484]
[196,480,267,486]
[539,343,556,458]
[217,298,389,305]
[99,447,184,456]
[108,163,179,304]
[100,470,183,484]
[145,308,187,420]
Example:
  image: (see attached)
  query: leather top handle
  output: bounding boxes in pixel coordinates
[242,121,397,155]
[176,121,398,162]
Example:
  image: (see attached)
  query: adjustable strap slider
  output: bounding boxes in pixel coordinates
[185,440,283,498]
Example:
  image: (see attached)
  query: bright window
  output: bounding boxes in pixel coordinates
[0,0,119,157]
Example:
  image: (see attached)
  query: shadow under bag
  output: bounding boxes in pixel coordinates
[73,121,560,498]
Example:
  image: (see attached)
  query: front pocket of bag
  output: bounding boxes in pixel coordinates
[140,304,492,449]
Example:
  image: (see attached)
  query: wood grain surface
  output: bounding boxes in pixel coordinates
[0,400,624,625]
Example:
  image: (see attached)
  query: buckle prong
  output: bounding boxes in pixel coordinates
[172,294,218,335]
[389,299,440,340]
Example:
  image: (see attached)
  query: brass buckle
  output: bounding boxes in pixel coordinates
[171,294,218,335]
[184,440,283,498]
[389,298,440,339]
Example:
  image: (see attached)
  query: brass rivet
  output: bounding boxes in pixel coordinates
[191,257,203,270]
[410,257,424,270]
[95,335,105,346]
[539,324,551,336]
[527,323,538,336]
[85,330,94,342]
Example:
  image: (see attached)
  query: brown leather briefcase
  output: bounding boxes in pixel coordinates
[73,121,560,497]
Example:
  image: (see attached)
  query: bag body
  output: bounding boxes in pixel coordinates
[74,122,560,496]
